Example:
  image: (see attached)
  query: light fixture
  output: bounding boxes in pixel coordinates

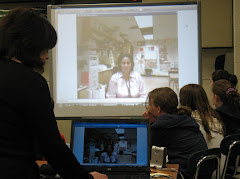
[134,15,153,28]
[135,15,153,40]
[115,129,124,134]
[143,34,153,40]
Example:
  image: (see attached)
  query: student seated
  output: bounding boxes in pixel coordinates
[180,84,226,178]
[179,84,225,148]
[142,87,208,179]
[212,79,240,137]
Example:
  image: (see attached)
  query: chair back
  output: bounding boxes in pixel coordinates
[220,133,240,179]
[188,148,221,179]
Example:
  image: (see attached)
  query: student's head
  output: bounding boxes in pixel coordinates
[0,7,57,73]
[211,70,238,87]
[117,53,134,74]
[146,87,178,118]
[180,84,210,111]
[212,79,240,109]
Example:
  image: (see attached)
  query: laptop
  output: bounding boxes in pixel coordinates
[70,117,151,179]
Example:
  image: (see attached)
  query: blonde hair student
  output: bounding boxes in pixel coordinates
[180,84,224,148]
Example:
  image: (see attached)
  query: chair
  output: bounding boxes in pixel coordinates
[220,133,240,179]
[188,148,221,179]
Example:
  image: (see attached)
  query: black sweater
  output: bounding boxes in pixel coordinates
[216,103,240,137]
[151,113,208,178]
[0,58,93,179]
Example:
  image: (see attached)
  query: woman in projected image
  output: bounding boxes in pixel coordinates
[142,87,208,179]
[99,143,120,163]
[106,53,146,98]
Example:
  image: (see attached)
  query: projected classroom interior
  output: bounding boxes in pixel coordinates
[49,4,199,116]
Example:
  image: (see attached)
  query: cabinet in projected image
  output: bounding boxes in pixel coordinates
[78,54,107,99]
[89,55,99,90]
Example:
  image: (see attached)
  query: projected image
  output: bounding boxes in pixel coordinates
[83,128,138,164]
[50,3,199,116]
[76,15,178,99]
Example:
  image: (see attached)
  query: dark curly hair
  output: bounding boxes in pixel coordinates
[116,53,134,72]
[0,7,57,73]
[212,70,238,87]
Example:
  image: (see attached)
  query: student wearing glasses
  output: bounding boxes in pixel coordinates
[143,87,208,179]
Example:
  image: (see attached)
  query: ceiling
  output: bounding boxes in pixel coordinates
[89,128,137,141]
[94,14,178,44]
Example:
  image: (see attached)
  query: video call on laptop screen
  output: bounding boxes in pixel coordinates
[71,120,149,167]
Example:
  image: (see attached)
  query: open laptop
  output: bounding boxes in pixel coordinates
[70,117,150,179]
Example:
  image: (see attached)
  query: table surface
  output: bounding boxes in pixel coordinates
[37,161,179,179]
[150,164,179,179]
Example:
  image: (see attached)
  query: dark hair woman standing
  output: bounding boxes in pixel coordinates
[0,7,107,179]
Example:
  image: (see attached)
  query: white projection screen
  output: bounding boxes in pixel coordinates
[47,2,201,117]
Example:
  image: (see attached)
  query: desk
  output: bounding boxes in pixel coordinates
[151,164,179,179]
[37,161,179,179]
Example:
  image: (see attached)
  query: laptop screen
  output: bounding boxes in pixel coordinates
[70,118,150,172]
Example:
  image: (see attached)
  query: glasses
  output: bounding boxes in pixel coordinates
[145,102,150,111]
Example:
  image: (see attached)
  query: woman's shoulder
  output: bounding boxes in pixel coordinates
[153,113,189,127]
[130,71,142,78]
[0,59,46,85]
[217,103,240,120]
[111,71,122,80]
[100,152,107,156]
[192,110,224,134]
[112,152,118,155]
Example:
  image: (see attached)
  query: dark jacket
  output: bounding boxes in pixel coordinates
[0,58,93,179]
[216,103,240,137]
[151,113,208,179]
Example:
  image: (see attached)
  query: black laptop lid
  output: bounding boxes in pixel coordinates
[70,117,150,173]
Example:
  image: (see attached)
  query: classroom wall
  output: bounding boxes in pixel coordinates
[234,0,240,90]
[201,48,234,103]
